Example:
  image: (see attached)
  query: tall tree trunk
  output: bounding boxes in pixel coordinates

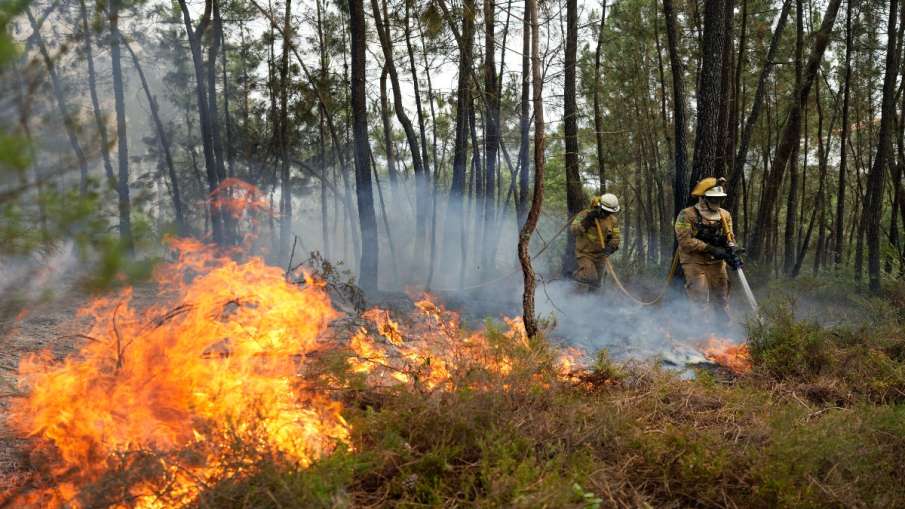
[316,0,330,258]
[178,0,225,245]
[714,0,734,178]
[663,0,689,216]
[687,0,727,193]
[482,0,499,272]
[748,0,842,261]
[516,2,531,226]
[520,0,544,339]
[865,0,898,292]
[444,0,475,286]
[370,0,428,266]
[110,0,133,253]
[77,0,115,186]
[209,0,227,186]
[26,8,90,197]
[404,0,433,265]
[349,0,379,291]
[726,0,792,215]
[783,0,804,274]
[593,0,607,194]
[123,37,186,234]
[378,66,398,184]
[562,0,586,277]
[418,15,443,289]
[278,0,292,261]
[834,0,853,266]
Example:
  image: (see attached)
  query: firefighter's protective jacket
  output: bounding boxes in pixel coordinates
[571,209,620,258]
[674,204,736,265]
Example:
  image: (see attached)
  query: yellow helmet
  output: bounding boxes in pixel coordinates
[691,177,728,197]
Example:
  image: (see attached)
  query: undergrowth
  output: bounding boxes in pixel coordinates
[94,282,905,507]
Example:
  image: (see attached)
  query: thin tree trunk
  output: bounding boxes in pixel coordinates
[178,0,224,245]
[371,0,428,264]
[26,8,90,197]
[482,0,499,272]
[562,0,586,277]
[78,0,115,186]
[663,0,689,216]
[748,0,842,261]
[865,0,898,292]
[516,2,531,226]
[594,0,607,194]
[123,37,186,234]
[110,0,133,252]
[726,0,792,215]
[444,0,475,287]
[378,66,398,184]
[520,0,545,339]
[316,0,331,259]
[404,0,433,266]
[784,0,804,275]
[278,0,292,261]
[833,0,855,268]
[370,148,399,280]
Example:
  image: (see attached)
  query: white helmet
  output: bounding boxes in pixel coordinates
[703,185,727,198]
[594,193,620,213]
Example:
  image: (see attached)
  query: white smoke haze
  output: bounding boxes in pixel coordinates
[285,179,751,369]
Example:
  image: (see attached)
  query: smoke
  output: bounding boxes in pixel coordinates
[0,241,78,315]
[286,178,751,368]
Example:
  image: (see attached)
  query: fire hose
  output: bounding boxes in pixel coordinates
[427,213,759,315]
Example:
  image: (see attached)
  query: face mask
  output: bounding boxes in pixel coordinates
[705,197,723,210]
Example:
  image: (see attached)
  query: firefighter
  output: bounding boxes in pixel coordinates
[570,193,621,290]
[674,177,743,320]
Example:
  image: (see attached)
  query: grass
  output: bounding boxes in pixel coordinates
[44,279,905,508]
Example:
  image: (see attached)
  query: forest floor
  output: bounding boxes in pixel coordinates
[0,268,903,507]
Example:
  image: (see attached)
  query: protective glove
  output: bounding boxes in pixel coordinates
[707,245,729,261]
[603,245,618,256]
[727,246,745,270]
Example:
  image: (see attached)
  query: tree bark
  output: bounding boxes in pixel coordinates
[110,0,133,253]
[520,0,544,339]
[444,0,475,286]
[726,0,792,215]
[378,66,398,184]
[278,0,292,261]
[482,0,500,271]
[371,0,428,262]
[783,0,804,274]
[516,1,531,227]
[349,0,379,292]
[748,0,842,262]
[687,0,727,194]
[594,0,607,194]
[178,0,225,245]
[404,0,433,264]
[26,8,91,198]
[123,37,186,234]
[834,0,853,267]
[865,0,898,292]
[663,0,689,217]
[562,0,586,277]
[77,0,115,186]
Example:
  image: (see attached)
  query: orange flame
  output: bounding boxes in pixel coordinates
[701,337,752,374]
[7,248,585,507]
[8,240,349,508]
